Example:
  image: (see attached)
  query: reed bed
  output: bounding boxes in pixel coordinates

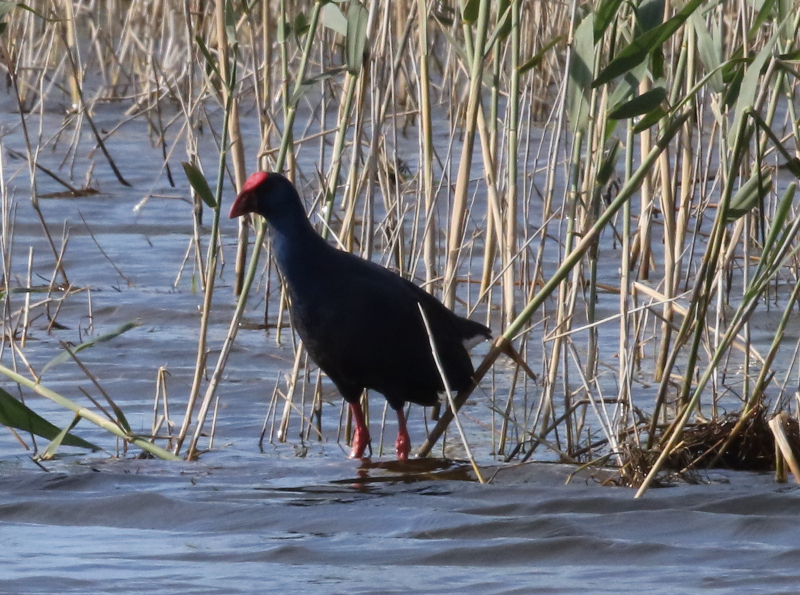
[0,0,798,495]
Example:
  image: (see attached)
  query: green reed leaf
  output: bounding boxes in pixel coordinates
[346,0,368,75]
[609,86,667,119]
[690,11,723,92]
[593,0,703,87]
[760,182,797,266]
[0,1,14,20]
[722,63,744,108]
[462,0,479,24]
[594,0,625,42]
[195,35,222,82]
[636,0,666,33]
[294,11,309,37]
[40,414,81,460]
[321,2,346,36]
[496,0,511,41]
[632,106,668,132]
[182,162,217,209]
[596,138,621,188]
[725,167,772,223]
[0,387,99,450]
[749,0,777,38]
[568,13,594,131]
[518,35,564,75]
[438,22,470,65]
[728,34,777,149]
[41,321,141,376]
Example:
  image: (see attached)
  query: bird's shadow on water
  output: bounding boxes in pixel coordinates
[334,457,475,494]
[259,457,476,504]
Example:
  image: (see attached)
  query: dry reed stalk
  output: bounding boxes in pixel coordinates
[259,378,281,450]
[153,366,172,447]
[44,227,70,334]
[418,304,484,482]
[277,345,305,442]
[442,0,491,310]
[0,37,70,288]
[502,0,521,327]
[769,413,800,484]
[212,0,249,298]
[21,248,32,348]
[415,0,436,287]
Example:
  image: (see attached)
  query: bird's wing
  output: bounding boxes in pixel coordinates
[288,249,480,397]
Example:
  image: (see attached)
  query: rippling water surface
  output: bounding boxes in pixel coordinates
[3,457,800,594]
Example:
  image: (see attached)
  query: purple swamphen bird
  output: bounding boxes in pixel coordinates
[229,172,491,460]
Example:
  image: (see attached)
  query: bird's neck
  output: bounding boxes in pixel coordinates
[270,215,330,279]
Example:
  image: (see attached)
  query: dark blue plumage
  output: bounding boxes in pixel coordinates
[230,172,490,459]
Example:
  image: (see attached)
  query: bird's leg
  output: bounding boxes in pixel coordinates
[395,408,411,461]
[348,402,371,459]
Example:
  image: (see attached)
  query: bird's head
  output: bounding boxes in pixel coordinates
[229,172,306,224]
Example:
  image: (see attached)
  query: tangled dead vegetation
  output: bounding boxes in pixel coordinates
[611,409,800,488]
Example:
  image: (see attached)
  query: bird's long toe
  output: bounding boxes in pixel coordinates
[348,402,372,459]
[395,408,411,460]
[349,425,372,459]
[395,431,411,461]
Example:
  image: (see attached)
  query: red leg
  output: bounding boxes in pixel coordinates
[395,408,411,461]
[349,402,371,459]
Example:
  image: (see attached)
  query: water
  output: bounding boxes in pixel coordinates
[2,458,800,594]
[1,103,799,594]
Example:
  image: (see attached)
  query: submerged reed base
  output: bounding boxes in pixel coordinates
[613,409,800,488]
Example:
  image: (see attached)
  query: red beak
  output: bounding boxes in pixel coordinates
[229,190,254,218]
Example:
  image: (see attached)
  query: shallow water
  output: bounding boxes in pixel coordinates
[2,458,800,594]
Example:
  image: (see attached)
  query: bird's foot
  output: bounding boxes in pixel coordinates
[348,401,372,459]
[395,432,411,461]
[395,408,412,461]
[349,426,372,459]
